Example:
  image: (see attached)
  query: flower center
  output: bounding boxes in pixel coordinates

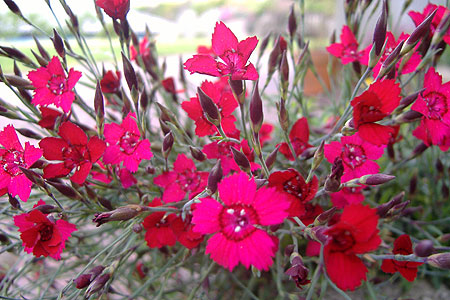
[219,204,259,241]
[47,74,66,96]
[120,131,140,154]
[423,92,448,120]
[62,145,86,169]
[1,149,25,177]
[329,228,355,252]
[38,224,53,241]
[341,144,366,169]
[283,175,307,201]
[176,170,202,192]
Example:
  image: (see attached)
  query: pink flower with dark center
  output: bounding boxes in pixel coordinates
[192,172,290,271]
[153,154,208,203]
[28,56,82,113]
[0,125,42,202]
[324,133,385,182]
[326,25,368,65]
[103,113,152,173]
[268,168,318,218]
[409,4,450,45]
[411,67,450,149]
[330,187,365,208]
[278,117,312,161]
[184,22,259,80]
[182,80,238,137]
[39,122,106,185]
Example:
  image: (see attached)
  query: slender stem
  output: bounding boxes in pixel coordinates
[367,253,427,263]
[306,262,322,300]
[239,103,250,142]
[187,262,215,300]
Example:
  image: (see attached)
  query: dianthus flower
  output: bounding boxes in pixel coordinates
[324,204,381,291]
[39,122,106,184]
[28,56,82,113]
[95,0,130,20]
[182,80,238,137]
[14,203,77,259]
[268,168,318,218]
[103,113,152,173]
[278,117,312,161]
[409,3,450,45]
[0,125,42,202]
[411,67,450,150]
[37,107,63,130]
[100,70,121,94]
[351,79,402,145]
[326,25,368,65]
[184,22,259,80]
[324,133,385,182]
[330,186,365,208]
[381,234,423,282]
[192,172,290,271]
[153,154,208,203]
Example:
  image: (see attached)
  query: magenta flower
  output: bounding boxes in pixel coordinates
[153,154,208,203]
[103,113,152,173]
[184,22,259,80]
[324,133,385,182]
[278,117,313,161]
[0,125,42,202]
[192,172,290,271]
[411,67,450,150]
[409,4,450,45]
[39,122,106,185]
[326,25,368,65]
[28,56,82,113]
[330,187,365,208]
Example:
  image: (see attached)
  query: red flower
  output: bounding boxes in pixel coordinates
[324,204,381,291]
[182,80,238,137]
[38,107,63,130]
[412,67,450,150]
[326,25,368,65]
[192,172,290,271]
[184,22,259,80]
[324,133,385,182]
[142,198,183,249]
[330,187,365,208]
[153,154,208,203]
[268,168,318,218]
[381,234,423,282]
[351,79,402,145]
[14,205,77,259]
[28,56,82,113]
[278,117,312,161]
[0,125,42,202]
[409,4,450,45]
[100,70,121,94]
[130,36,151,61]
[95,0,130,20]
[39,122,106,184]
[177,211,204,250]
[103,113,152,173]
[259,123,274,146]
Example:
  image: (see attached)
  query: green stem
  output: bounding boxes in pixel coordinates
[187,262,215,300]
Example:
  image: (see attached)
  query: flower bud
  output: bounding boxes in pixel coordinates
[74,274,92,289]
[268,36,282,75]
[94,80,105,122]
[265,145,280,170]
[258,32,271,58]
[31,49,49,67]
[435,158,444,174]
[4,0,22,15]
[284,244,295,257]
[8,193,21,210]
[229,79,245,105]
[305,226,328,244]
[285,254,310,289]
[98,197,114,210]
[0,46,32,65]
[376,191,404,218]
[410,142,429,159]
[414,240,435,257]
[162,131,174,159]
[16,128,41,140]
[189,146,206,162]
[288,5,297,38]
[276,98,289,132]
[207,159,223,195]
[250,82,263,134]
[122,51,138,92]
[231,148,251,174]
[85,273,110,297]
[427,253,450,270]
[19,167,47,189]
[280,50,289,93]
[309,141,325,177]
[324,157,344,192]
[313,206,337,226]
[197,87,221,126]
[377,40,404,79]
[395,110,423,124]
[1,75,33,89]
[372,0,387,57]
[359,174,395,185]
[401,9,437,56]
[299,147,316,160]
[93,204,145,227]
[33,204,58,214]
[431,11,450,48]
[48,181,80,200]
[133,223,143,233]
[52,29,65,58]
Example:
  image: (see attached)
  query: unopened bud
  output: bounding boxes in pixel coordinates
[359,174,395,185]
[402,9,437,56]
[8,193,21,210]
[265,145,280,170]
[0,46,32,65]
[324,157,344,192]
[162,131,174,159]
[52,29,65,58]
[122,51,138,92]
[299,147,316,160]
[427,253,450,270]
[435,158,444,174]
[258,32,271,58]
[74,274,92,289]
[31,49,48,67]
[431,11,450,48]
[305,226,328,244]
[85,273,110,297]
[207,159,223,194]
[313,207,337,226]
[284,244,295,257]
[250,82,263,134]
[93,204,145,227]
[231,148,251,173]
[48,181,80,200]
[197,87,220,126]
[378,40,404,78]
[276,98,289,132]
[33,204,58,214]
[189,146,206,162]
[94,81,105,132]
[19,167,46,189]
[372,0,387,57]
[438,234,450,243]
[229,79,244,105]
[310,141,325,172]
[133,223,143,233]
[4,0,22,15]
[395,110,422,123]
[288,5,297,38]
[410,142,429,159]
[1,75,33,89]
[268,36,282,75]
[414,240,435,257]
[397,89,424,111]
[280,50,289,95]
[376,191,404,217]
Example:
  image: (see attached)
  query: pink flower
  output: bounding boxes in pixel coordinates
[324,133,385,182]
[14,204,77,259]
[409,4,450,46]
[351,79,402,146]
[103,113,152,173]
[95,0,130,20]
[0,125,42,202]
[330,187,365,208]
[39,122,106,184]
[182,80,238,137]
[153,154,208,203]
[411,67,450,149]
[37,107,63,130]
[28,56,82,113]
[326,25,368,65]
[192,172,290,271]
[100,70,121,94]
[278,117,312,161]
[184,22,259,80]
